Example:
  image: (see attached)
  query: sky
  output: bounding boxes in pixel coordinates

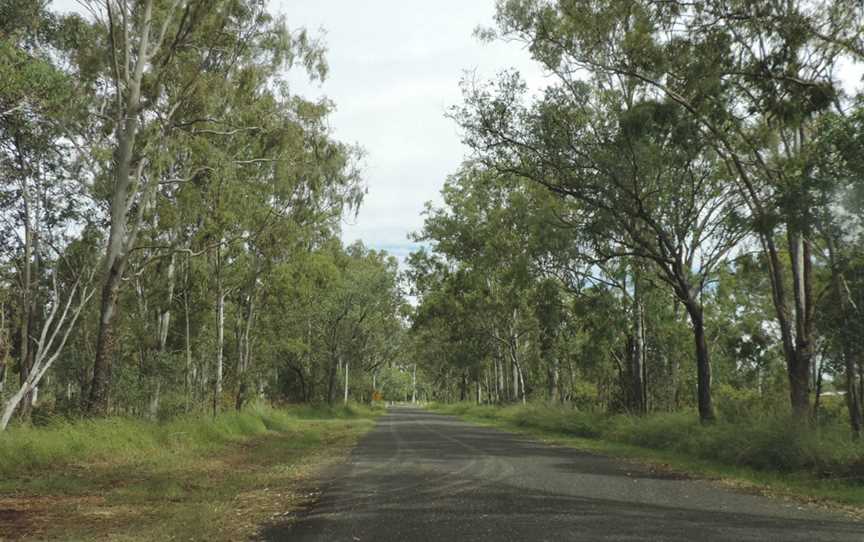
[271,1,546,262]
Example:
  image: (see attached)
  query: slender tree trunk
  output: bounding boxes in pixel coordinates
[551,354,560,403]
[88,268,122,414]
[498,352,505,402]
[630,272,646,414]
[235,292,255,411]
[412,363,417,404]
[512,355,519,402]
[213,283,225,405]
[327,350,338,404]
[1,385,28,430]
[343,360,349,405]
[184,291,192,411]
[787,231,814,420]
[684,298,714,422]
[517,363,526,404]
[826,236,862,437]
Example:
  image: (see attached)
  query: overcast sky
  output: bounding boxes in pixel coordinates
[272,1,546,261]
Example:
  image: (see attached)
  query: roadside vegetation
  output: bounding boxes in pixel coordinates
[407,0,864,501]
[1,0,408,429]
[432,401,864,509]
[0,403,381,540]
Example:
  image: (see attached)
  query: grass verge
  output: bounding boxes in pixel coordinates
[429,402,864,515]
[0,403,382,541]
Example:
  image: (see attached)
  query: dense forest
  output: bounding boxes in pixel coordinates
[408,0,864,438]
[2,0,864,446]
[0,0,411,430]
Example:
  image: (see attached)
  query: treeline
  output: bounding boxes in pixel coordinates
[409,0,864,437]
[0,0,406,430]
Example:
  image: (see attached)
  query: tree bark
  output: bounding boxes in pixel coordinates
[786,231,814,420]
[630,272,646,414]
[343,359,349,405]
[87,267,122,414]
[214,284,225,413]
[684,299,714,423]
[826,236,862,437]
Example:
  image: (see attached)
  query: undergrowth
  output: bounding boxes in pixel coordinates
[432,402,864,479]
[0,402,381,479]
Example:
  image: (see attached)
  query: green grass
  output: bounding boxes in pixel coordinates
[430,402,864,510]
[0,402,382,540]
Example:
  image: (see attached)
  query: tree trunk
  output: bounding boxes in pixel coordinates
[512,356,519,402]
[826,236,861,437]
[215,284,226,407]
[87,267,122,415]
[1,384,28,430]
[184,291,192,411]
[787,231,814,420]
[684,299,715,423]
[517,362,527,404]
[87,0,158,416]
[550,354,560,403]
[630,273,646,414]
[327,352,338,404]
[343,360,349,405]
[412,363,417,404]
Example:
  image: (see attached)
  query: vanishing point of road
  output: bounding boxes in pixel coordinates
[266,407,863,541]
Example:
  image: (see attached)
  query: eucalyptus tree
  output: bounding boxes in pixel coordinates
[483,0,863,421]
[457,75,745,421]
[0,1,92,420]
[808,104,864,436]
[0,246,96,430]
[75,0,333,414]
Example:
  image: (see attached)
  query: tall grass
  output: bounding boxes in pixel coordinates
[433,402,864,477]
[0,402,381,479]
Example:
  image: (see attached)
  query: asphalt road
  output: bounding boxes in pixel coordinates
[266,407,864,541]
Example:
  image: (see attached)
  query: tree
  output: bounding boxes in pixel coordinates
[474,0,864,422]
[455,74,745,421]
[79,0,331,414]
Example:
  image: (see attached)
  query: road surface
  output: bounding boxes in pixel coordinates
[265,407,863,541]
